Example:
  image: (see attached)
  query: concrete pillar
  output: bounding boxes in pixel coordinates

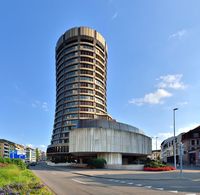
[97,153,122,165]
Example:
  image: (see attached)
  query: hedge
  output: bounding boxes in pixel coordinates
[0,157,27,170]
[144,166,175,171]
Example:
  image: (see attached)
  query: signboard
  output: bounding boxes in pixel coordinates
[9,150,26,160]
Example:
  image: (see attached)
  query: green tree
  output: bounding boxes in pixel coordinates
[35,148,40,162]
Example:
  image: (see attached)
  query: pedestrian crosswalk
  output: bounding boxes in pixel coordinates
[105,178,197,195]
[71,176,198,195]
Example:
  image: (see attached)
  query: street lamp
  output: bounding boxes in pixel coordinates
[155,137,158,159]
[173,108,178,169]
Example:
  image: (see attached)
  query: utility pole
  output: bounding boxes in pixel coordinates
[173,108,178,169]
[155,136,158,159]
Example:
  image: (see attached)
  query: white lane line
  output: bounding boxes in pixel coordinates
[192,179,200,181]
[108,179,114,181]
[169,191,178,193]
[135,184,142,187]
[144,186,152,189]
[155,188,164,191]
[186,194,196,195]
[72,179,87,184]
[113,180,120,182]
[127,182,133,185]
[120,181,126,183]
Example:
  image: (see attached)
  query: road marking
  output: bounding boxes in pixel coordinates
[144,186,152,188]
[192,179,200,181]
[72,179,86,185]
[186,194,196,195]
[127,182,133,185]
[113,180,120,182]
[155,188,164,190]
[108,179,114,181]
[169,191,178,193]
[135,184,142,187]
[120,181,126,183]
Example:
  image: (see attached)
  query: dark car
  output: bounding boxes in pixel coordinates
[27,162,37,168]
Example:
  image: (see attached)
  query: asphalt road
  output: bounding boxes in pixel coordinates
[31,163,200,195]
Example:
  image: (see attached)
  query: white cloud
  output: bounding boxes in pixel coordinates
[129,89,172,105]
[111,12,118,20]
[129,74,187,106]
[176,123,200,135]
[156,74,187,90]
[26,144,34,148]
[32,100,49,112]
[39,145,46,148]
[25,144,47,151]
[177,101,188,106]
[42,102,49,112]
[169,29,187,40]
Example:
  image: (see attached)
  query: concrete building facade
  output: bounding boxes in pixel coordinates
[47,27,151,164]
[69,119,151,164]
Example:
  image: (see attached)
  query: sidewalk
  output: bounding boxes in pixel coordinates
[71,169,200,181]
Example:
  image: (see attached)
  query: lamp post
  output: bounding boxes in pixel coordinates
[155,136,158,159]
[173,108,178,169]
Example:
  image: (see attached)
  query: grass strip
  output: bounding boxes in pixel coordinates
[0,164,53,194]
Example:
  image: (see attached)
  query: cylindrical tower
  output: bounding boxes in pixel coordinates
[47,27,109,162]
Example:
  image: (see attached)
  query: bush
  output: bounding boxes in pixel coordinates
[11,159,27,170]
[87,158,106,169]
[4,158,12,164]
[0,157,27,170]
[144,159,175,171]
[0,157,6,163]
[144,159,166,168]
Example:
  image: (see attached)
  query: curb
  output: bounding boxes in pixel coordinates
[71,172,189,181]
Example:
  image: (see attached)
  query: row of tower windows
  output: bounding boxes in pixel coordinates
[57,89,105,101]
[57,71,105,85]
[58,49,99,66]
[57,82,96,93]
[80,50,93,56]
[57,82,105,95]
[55,102,106,115]
[57,76,94,88]
[57,53,105,72]
[96,54,104,64]
[57,66,105,83]
[56,88,105,103]
[56,43,105,62]
[57,51,78,65]
[57,58,105,76]
[54,105,105,124]
[53,132,69,138]
[55,102,105,119]
[58,75,106,89]
[57,89,105,102]
[56,36,105,57]
[54,119,79,128]
[57,45,78,59]
[55,105,106,121]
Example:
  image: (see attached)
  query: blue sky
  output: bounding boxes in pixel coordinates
[1,0,200,150]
